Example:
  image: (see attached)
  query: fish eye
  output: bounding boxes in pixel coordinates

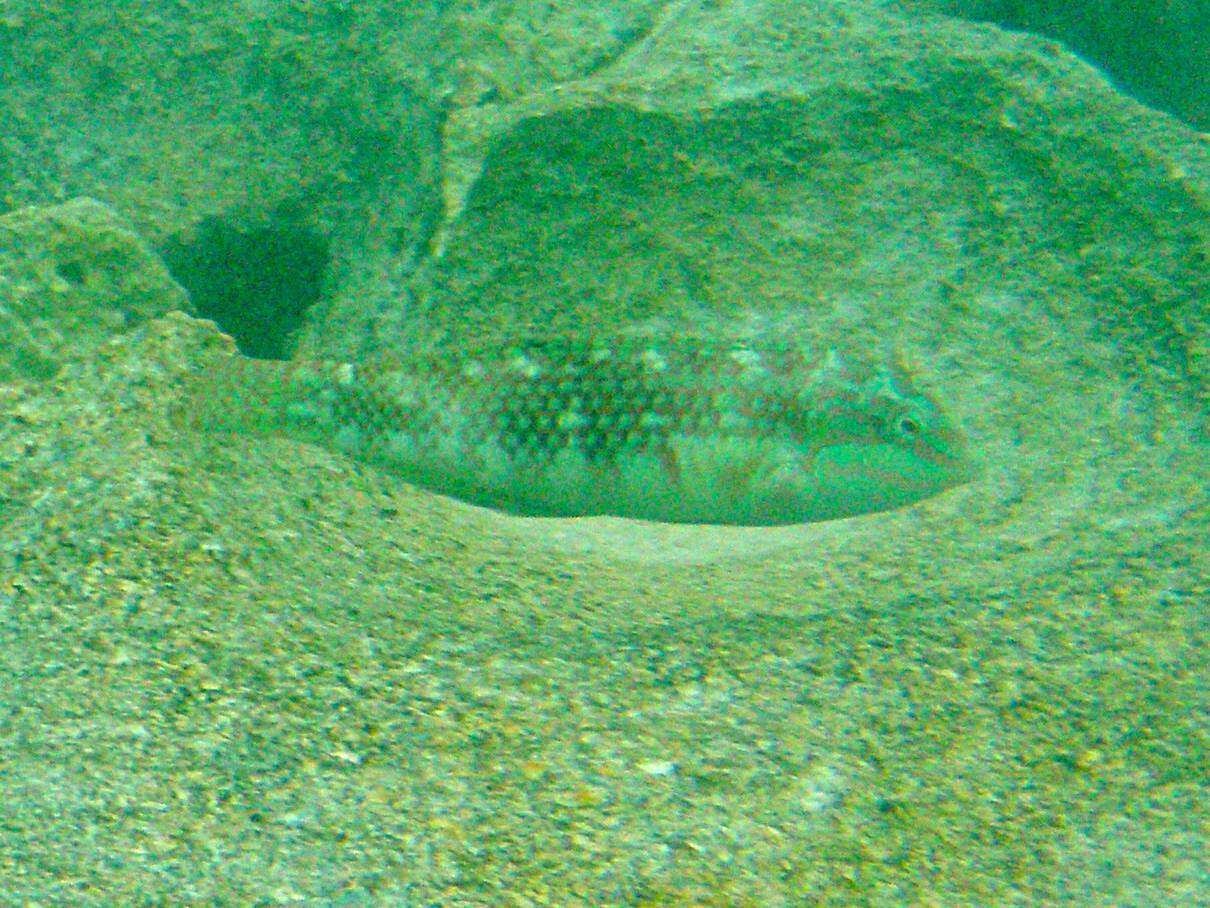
[898,416,920,436]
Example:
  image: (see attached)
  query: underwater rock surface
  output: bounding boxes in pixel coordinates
[0,198,189,381]
[0,0,1205,904]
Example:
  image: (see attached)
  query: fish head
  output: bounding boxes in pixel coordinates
[789,356,975,520]
[871,360,971,474]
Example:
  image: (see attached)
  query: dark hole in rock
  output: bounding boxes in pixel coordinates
[927,0,1209,130]
[162,215,329,360]
[56,259,87,286]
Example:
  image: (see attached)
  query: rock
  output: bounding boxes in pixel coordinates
[0,197,190,381]
[319,0,1205,389]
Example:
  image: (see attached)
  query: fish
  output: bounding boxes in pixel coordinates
[177,330,972,526]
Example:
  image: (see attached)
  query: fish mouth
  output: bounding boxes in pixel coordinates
[915,427,977,482]
[933,442,980,487]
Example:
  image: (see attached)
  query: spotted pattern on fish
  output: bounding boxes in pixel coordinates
[182,332,972,525]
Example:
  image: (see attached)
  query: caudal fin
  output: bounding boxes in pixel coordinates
[169,354,324,439]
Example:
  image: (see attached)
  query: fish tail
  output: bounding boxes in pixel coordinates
[170,353,330,440]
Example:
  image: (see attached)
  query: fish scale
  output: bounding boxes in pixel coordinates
[179,331,973,525]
